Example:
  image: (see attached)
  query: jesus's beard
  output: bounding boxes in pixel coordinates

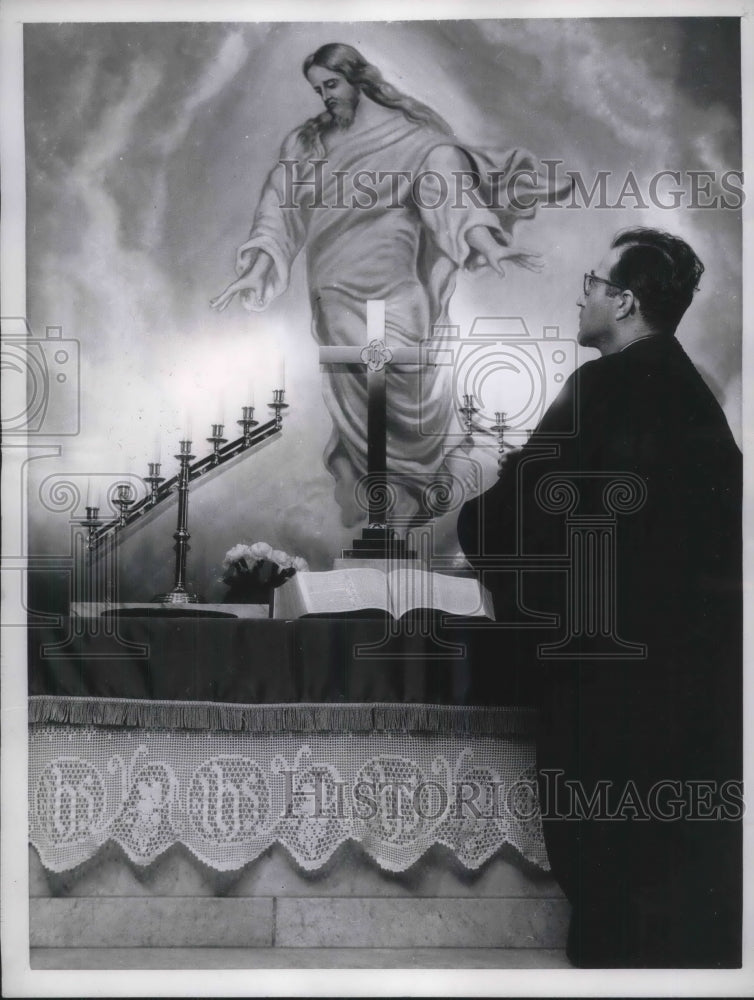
[326,96,359,129]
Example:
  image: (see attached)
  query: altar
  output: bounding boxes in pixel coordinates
[28,615,569,962]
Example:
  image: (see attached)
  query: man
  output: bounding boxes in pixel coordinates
[458,228,742,967]
[211,42,566,526]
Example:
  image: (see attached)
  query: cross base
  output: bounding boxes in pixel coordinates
[151,588,201,605]
[341,526,417,561]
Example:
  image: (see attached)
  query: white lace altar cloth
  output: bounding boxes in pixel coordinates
[30,724,548,873]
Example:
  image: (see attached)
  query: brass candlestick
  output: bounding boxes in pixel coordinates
[115,483,135,528]
[459,393,478,437]
[494,411,508,474]
[269,389,289,431]
[237,406,258,445]
[81,506,101,550]
[144,462,165,505]
[207,424,227,464]
[153,440,199,604]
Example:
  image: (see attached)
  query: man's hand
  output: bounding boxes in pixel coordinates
[210,250,273,312]
[466,226,543,276]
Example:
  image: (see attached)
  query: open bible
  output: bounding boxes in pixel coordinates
[273,567,494,621]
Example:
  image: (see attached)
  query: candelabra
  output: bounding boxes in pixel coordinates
[80,392,291,603]
[459,393,478,436]
[85,394,289,545]
[207,424,228,464]
[269,389,288,430]
[153,440,199,604]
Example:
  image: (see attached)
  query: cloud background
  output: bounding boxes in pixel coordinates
[21,18,742,597]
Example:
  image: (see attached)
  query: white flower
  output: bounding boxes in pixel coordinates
[222,543,254,568]
[248,541,273,561]
[223,541,308,576]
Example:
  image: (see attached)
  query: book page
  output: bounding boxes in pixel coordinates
[388,568,492,619]
[387,567,434,619]
[296,569,391,615]
[431,573,492,618]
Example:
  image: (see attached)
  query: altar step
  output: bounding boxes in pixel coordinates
[30,946,571,969]
[30,842,569,955]
[30,896,570,950]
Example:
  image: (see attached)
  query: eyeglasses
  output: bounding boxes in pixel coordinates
[583,271,625,297]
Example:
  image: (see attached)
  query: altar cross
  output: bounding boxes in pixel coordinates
[319,300,427,526]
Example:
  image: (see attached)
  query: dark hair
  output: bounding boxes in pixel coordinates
[608,227,704,335]
[297,43,451,154]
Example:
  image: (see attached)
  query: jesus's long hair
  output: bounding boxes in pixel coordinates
[296,43,452,155]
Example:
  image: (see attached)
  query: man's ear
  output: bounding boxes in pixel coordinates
[615,289,636,322]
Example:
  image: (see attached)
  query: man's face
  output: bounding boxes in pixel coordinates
[306,64,360,127]
[576,246,623,353]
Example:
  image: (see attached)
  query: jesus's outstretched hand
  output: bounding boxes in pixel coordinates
[465,225,543,276]
[210,249,274,313]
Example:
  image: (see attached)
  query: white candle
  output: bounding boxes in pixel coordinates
[248,380,255,407]
[183,410,193,441]
[276,355,285,391]
[367,299,386,341]
[153,432,162,464]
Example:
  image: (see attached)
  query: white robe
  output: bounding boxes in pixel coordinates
[237,111,558,524]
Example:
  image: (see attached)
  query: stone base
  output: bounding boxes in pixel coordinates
[30,841,568,957]
[30,947,572,969]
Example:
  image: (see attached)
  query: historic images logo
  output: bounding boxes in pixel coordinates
[279,769,745,823]
[279,768,541,823]
[1,317,80,436]
[444,316,577,439]
[278,159,745,212]
[1,315,150,652]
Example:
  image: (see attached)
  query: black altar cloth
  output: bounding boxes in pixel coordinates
[28,616,538,732]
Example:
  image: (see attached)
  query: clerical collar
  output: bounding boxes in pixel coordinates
[620,334,658,353]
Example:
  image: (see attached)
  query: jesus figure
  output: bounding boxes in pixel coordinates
[211,42,565,526]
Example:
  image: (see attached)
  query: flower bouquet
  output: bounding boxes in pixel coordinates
[221,542,309,607]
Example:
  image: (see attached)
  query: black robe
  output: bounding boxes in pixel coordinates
[458,334,742,967]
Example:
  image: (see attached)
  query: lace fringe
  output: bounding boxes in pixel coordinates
[28,695,535,736]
